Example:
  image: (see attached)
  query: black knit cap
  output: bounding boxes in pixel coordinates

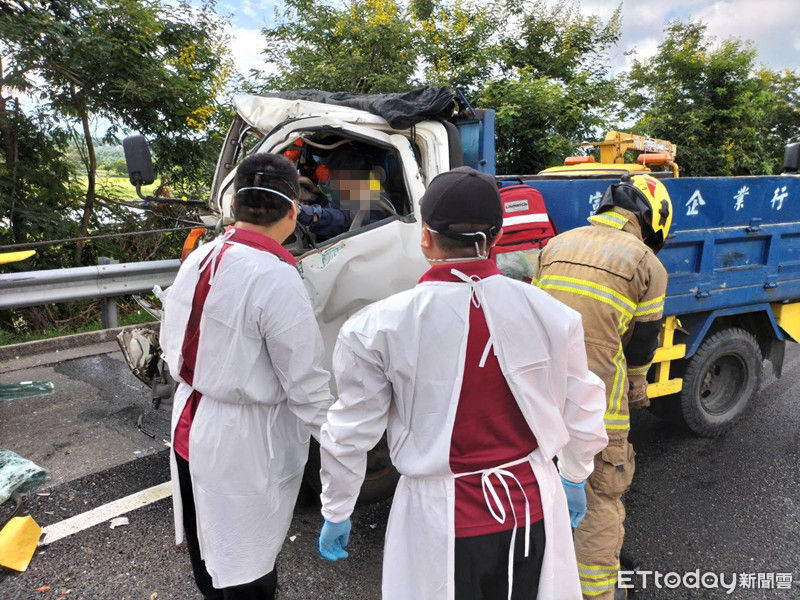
[420,166,502,241]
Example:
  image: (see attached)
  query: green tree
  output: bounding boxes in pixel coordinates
[623,21,799,176]
[261,0,622,174]
[757,68,800,170]
[262,0,418,93]
[1,0,232,264]
[0,92,82,270]
[476,2,622,173]
[413,0,502,92]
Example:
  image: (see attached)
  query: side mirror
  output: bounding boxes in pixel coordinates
[123,135,155,187]
[783,142,800,173]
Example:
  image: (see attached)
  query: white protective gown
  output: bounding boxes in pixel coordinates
[320,267,608,600]
[160,234,334,588]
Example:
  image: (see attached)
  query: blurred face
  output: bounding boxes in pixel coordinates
[330,169,381,211]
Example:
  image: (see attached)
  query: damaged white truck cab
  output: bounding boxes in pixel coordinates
[208,93,497,372]
[120,91,498,502]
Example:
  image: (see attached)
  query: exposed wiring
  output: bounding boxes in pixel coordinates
[95,194,211,228]
[300,137,352,150]
[0,225,213,252]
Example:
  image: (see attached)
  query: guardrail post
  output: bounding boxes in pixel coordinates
[98,257,119,328]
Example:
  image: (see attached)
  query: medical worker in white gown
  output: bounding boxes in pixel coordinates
[317,167,608,600]
[161,153,333,599]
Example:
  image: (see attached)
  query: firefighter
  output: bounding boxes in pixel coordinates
[535,174,672,600]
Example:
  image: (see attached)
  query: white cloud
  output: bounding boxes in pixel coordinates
[622,36,659,70]
[240,0,257,18]
[558,0,800,72]
[693,0,800,69]
[229,26,268,77]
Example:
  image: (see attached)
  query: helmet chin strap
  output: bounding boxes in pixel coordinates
[426,227,489,262]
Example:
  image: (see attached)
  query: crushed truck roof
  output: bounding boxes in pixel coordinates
[233,86,458,133]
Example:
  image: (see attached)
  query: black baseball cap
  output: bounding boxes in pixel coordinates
[420,166,502,241]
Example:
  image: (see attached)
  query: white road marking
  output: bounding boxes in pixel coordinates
[40,481,172,546]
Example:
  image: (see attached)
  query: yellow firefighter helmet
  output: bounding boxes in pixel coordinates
[596,173,673,252]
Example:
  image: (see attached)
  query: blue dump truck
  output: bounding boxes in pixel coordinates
[497,134,800,437]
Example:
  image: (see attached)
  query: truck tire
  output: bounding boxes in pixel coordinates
[680,327,762,437]
[303,436,399,506]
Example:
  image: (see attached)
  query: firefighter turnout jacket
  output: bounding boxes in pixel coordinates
[535,207,668,442]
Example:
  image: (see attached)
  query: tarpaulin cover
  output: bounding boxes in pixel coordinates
[0,450,47,505]
[264,87,458,129]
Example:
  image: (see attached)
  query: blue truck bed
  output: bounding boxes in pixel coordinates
[507,176,800,320]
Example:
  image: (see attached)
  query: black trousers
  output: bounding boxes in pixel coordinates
[454,520,546,600]
[175,451,278,600]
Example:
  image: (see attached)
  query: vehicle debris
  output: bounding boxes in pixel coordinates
[109,517,129,529]
[0,381,54,401]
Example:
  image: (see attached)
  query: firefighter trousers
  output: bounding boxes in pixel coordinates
[573,439,636,599]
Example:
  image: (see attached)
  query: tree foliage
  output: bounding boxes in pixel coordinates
[623,21,800,176]
[262,0,418,93]
[478,2,622,173]
[262,0,622,173]
[0,99,82,270]
[1,0,232,264]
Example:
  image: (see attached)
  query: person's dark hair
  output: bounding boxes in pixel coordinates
[429,222,499,255]
[326,144,373,174]
[233,153,299,225]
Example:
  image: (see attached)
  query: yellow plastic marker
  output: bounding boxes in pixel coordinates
[0,515,42,572]
[0,250,36,265]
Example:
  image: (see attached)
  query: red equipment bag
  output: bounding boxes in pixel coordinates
[492,184,556,255]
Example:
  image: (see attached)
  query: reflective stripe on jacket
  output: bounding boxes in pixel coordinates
[536,208,668,439]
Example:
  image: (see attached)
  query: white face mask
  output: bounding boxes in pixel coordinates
[236,186,299,217]
[425,226,489,262]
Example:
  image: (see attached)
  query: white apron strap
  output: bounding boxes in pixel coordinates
[198,228,236,286]
[454,455,533,600]
[450,268,495,368]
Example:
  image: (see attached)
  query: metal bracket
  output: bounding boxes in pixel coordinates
[746,218,762,233]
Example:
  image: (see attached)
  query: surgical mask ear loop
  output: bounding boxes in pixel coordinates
[236,186,299,218]
[425,227,491,263]
[473,231,488,260]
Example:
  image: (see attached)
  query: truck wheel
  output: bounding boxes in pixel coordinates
[680,328,762,437]
[303,436,399,506]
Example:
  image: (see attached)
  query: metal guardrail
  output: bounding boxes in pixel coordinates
[0,259,180,310]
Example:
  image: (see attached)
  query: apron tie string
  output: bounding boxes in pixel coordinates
[454,455,533,600]
[198,228,236,286]
[450,268,483,308]
[265,403,281,461]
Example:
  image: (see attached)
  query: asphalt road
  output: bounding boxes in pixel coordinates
[1,343,798,599]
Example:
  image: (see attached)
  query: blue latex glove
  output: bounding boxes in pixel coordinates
[318,518,352,561]
[560,476,587,528]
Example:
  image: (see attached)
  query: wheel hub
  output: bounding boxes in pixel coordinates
[698,354,747,415]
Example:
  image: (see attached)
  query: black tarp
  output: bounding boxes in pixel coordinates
[265,87,458,129]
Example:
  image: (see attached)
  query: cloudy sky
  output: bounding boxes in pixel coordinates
[218,0,800,78]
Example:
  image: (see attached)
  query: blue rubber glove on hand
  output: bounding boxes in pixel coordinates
[560,476,587,528]
[318,518,352,561]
